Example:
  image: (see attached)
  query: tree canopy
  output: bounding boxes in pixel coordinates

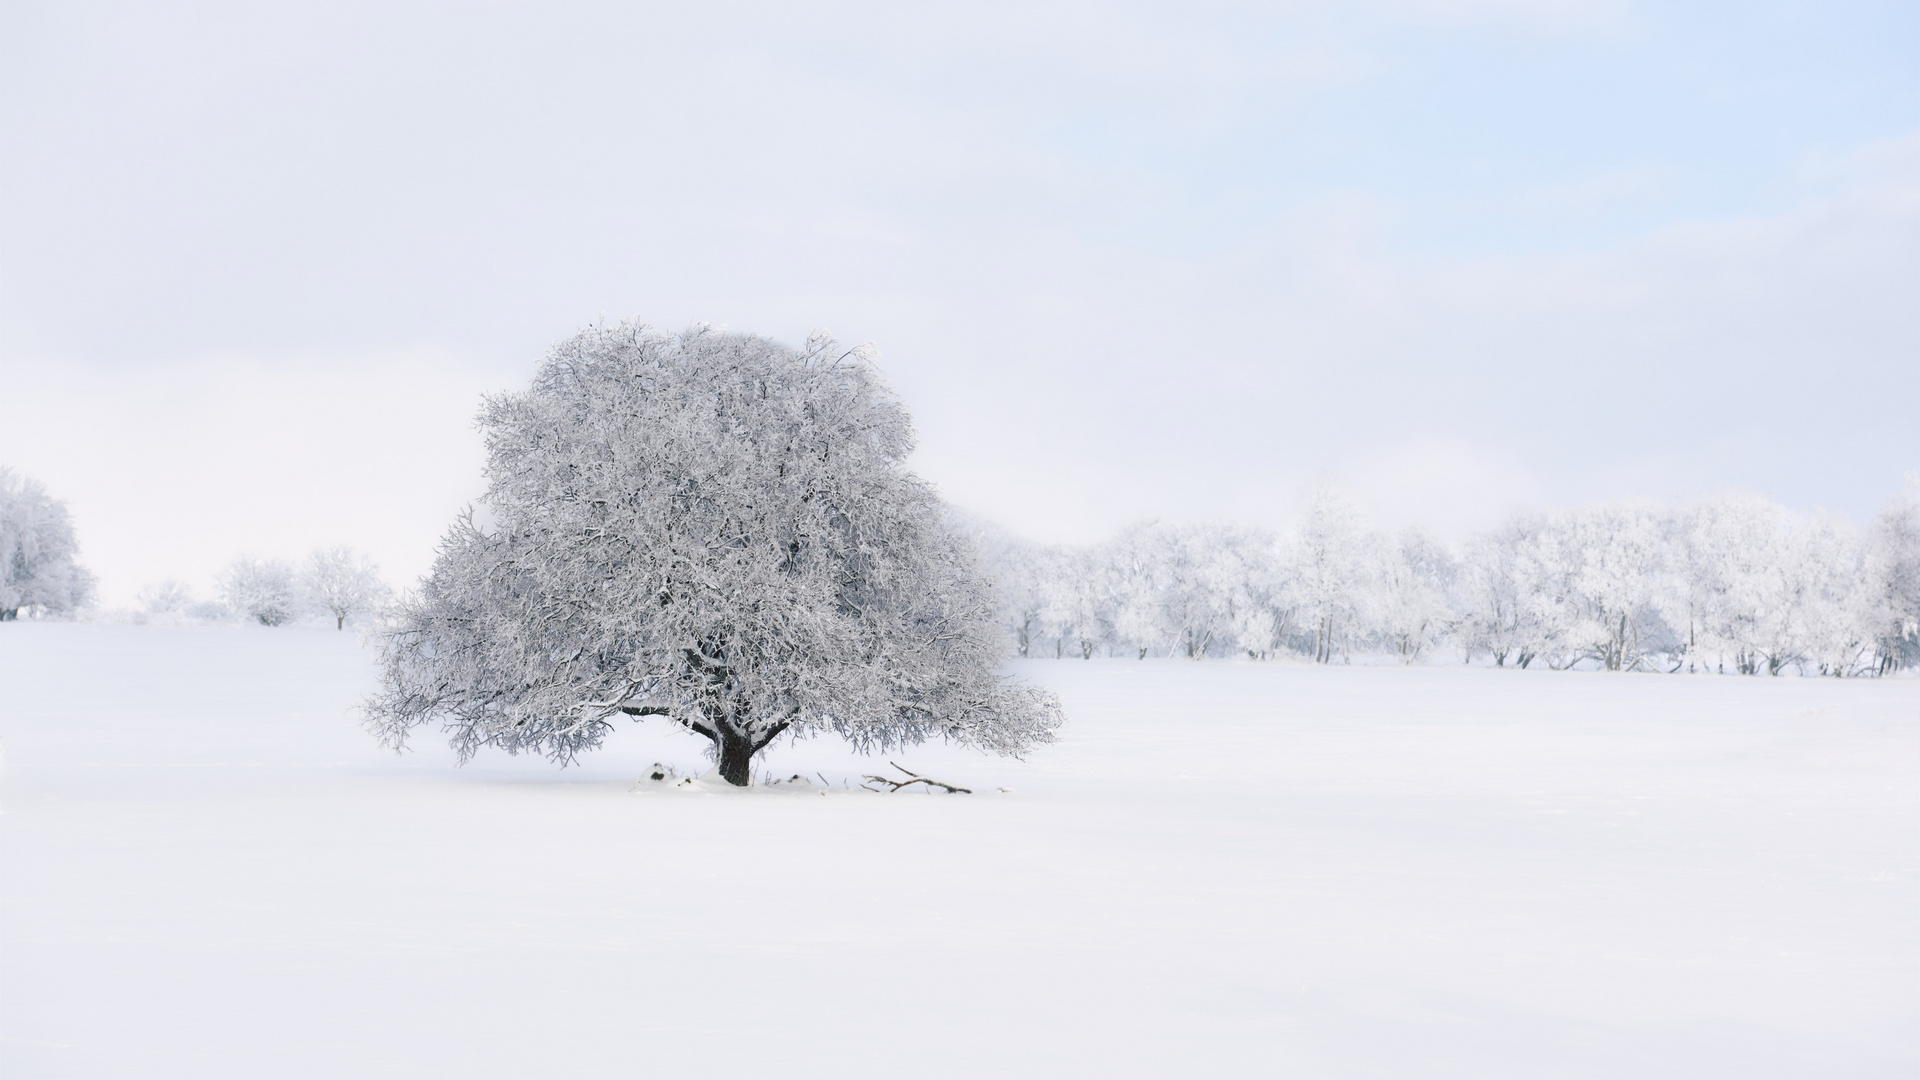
[365,324,1063,784]
[0,468,94,620]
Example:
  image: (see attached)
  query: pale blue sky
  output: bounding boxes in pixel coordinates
[2,0,1915,601]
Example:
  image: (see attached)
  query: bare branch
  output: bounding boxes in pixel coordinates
[860,762,971,794]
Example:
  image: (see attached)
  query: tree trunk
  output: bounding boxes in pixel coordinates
[337,615,346,631]
[717,729,756,786]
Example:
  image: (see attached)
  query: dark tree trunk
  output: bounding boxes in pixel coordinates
[717,729,755,786]
[337,615,345,630]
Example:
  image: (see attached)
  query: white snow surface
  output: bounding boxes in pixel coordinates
[2,624,1915,1078]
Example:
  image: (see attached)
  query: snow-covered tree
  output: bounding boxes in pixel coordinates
[1374,526,1455,663]
[1054,545,1114,658]
[1149,523,1235,660]
[1004,541,1064,659]
[365,324,1064,785]
[1779,514,1869,676]
[1292,486,1369,664]
[951,479,1915,677]
[219,557,300,626]
[1665,494,1890,676]
[303,546,390,630]
[1219,527,1295,660]
[1105,523,1167,659]
[948,513,1064,659]
[1459,524,1530,666]
[1497,513,1583,669]
[1554,503,1669,671]
[1862,476,1920,675]
[1669,493,1787,674]
[0,468,94,620]
[137,580,196,616]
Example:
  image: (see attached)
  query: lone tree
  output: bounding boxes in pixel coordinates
[365,324,1064,785]
[0,468,95,620]
[219,556,300,626]
[304,546,390,630]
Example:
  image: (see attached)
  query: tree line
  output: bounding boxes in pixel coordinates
[4,466,387,629]
[9,453,1920,675]
[965,481,1920,676]
[139,549,390,630]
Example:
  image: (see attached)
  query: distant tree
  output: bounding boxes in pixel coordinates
[137,580,196,616]
[950,478,1915,677]
[1790,513,1874,677]
[365,324,1064,786]
[1664,494,1892,677]
[1000,538,1060,659]
[1863,477,1920,674]
[944,512,1075,659]
[1160,523,1245,660]
[1222,528,1294,661]
[1668,493,1789,674]
[184,600,230,622]
[1103,523,1169,659]
[1667,496,1745,673]
[0,468,95,620]
[1375,527,1454,664]
[1459,525,1529,666]
[303,546,390,630]
[1557,504,1669,671]
[1105,522,1222,660]
[219,557,300,626]
[1292,486,1368,664]
[1497,513,1580,669]
[1057,545,1116,659]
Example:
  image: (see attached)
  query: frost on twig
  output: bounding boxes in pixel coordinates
[861,761,971,794]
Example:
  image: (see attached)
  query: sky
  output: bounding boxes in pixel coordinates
[2,0,1916,605]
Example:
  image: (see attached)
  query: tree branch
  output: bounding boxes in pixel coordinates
[861,761,971,794]
[620,705,717,744]
[749,719,792,754]
[682,647,731,679]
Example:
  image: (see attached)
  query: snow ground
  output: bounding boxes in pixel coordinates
[1,625,1915,1079]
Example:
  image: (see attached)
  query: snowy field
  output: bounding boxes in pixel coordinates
[2,624,1915,1079]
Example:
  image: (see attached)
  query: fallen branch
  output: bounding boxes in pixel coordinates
[860,761,971,794]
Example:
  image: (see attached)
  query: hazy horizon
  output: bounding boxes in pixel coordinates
[3,0,1915,605]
